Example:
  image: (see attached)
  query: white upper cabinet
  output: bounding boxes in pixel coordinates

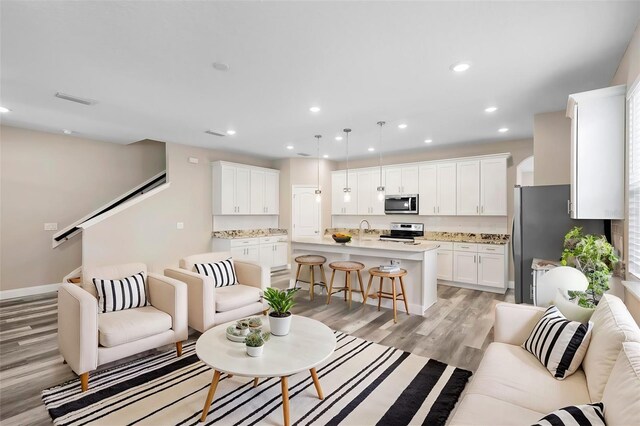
[419,162,456,215]
[437,163,457,215]
[456,160,481,215]
[419,164,437,215]
[567,85,625,219]
[480,158,507,215]
[212,162,279,215]
[332,171,358,215]
[384,165,419,195]
[357,169,384,215]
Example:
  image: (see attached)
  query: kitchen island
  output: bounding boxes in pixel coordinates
[290,237,439,314]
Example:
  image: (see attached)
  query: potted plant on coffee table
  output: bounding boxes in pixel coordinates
[245,330,270,357]
[263,287,299,336]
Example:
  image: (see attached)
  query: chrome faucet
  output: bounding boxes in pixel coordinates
[358,219,371,241]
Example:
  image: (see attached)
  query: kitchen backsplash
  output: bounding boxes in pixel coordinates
[212,228,288,238]
[324,228,510,245]
[212,215,279,231]
[331,215,509,234]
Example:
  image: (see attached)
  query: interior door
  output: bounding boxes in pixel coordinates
[456,160,480,215]
[480,158,507,215]
[437,163,457,215]
[419,164,437,215]
[235,167,251,214]
[293,186,321,237]
[250,170,265,214]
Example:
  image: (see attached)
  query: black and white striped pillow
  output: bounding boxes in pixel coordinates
[92,271,149,314]
[194,258,237,288]
[522,305,593,379]
[533,402,605,426]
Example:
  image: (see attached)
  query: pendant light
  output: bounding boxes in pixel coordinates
[376,121,386,201]
[343,128,352,202]
[314,135,322,203]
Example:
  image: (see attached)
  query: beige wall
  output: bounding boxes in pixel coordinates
[533,111,572,186]
[0,126,166,290]
[81,142,273,272]
[612,22,640,87]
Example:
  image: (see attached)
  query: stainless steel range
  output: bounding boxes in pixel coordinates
[379,222,424,243]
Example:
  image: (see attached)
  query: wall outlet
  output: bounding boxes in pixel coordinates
[188,157,199,164]
[44,223,58,231]
[177,222,184,230]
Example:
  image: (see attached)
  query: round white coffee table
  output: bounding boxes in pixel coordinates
[196,315,335,425]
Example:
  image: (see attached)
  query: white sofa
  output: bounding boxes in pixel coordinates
[449,294,640,425]
[164,252,270,333]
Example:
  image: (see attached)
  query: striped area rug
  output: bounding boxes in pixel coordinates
[42,332,471,425]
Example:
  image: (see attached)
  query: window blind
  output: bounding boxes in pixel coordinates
[629,83,640,278]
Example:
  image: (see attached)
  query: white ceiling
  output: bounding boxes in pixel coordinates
[1,1,639,160]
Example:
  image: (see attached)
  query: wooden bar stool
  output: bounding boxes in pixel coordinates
[365,268,409,323]
[326,261,365,308]
[294,255,328,301]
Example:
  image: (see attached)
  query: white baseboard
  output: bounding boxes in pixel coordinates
[0,283,60,300]
[508,280,515,289]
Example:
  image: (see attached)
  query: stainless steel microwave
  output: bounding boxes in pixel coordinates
[384,194,419,214]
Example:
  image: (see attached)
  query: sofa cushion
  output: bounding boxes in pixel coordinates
[521,305,593,380]
[194,258,237,288]
[98,306,172,348]
[466,343,591,414]
[215,284,262,312]
[449,394,544,426]
[534,403,605,426]
[93,271,150,313]
[601,342,640,425]
[582,294,640,401]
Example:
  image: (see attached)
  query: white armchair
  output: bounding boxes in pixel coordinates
[58,262,188,392]
[164,252,270,333]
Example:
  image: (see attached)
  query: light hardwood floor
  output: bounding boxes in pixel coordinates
[0,276,512,425]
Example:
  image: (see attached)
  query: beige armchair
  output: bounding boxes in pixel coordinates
[58,263,188,392]
[164,252,270,333]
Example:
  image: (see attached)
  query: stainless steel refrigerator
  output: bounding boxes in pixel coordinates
[513,185,606,304]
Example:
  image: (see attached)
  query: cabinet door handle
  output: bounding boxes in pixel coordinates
[567,200,571,214]
[479,255,482,264]
[473,255,476,263]
[438,206,440,213]
[476,206,479,213]
[433,206,436,213]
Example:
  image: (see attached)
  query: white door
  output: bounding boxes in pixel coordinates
[480,158,507,216]
[453,251,478,284]
[332,172,346,215]
[250,170,265,214]
[385,167,403,195]
[401,166,420,194]
[456,160,480,216]
[220,165,236,214]
[235,167,251,214]
[437,250,453,281]
[437,163,457,215]
[419,165,437,215]
[264,171,279,214]
[357,170,374,215]
[478,254,505,288]
[293,186,321,237]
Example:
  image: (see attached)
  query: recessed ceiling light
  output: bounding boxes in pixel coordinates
[368,147,375,152]
[398,123,407,129]
[226,130,236,135]
[0,106,10,113]
[286,145,294,150]
[424,139,433,144]
[62,129,72,135]
[323,154,329,158]
[309,106,321,113]
[485,106,498,113]
[450,62,471,72]
[335,136,343,141]
[212,62,230,71]
[498,127,509,133]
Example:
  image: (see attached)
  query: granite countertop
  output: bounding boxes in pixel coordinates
[292,236,439,253]
[324,229,510,245]
[212,228,288,239]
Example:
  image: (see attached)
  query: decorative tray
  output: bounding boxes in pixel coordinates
[225,317,263,342]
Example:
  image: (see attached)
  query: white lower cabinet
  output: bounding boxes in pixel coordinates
[259,240,288,268]
[453,251,478,284]
[231,245,261,264]
[435,242,508,293]
[214,237,289,269]
[477,253,506,288]
[436,250,453,281]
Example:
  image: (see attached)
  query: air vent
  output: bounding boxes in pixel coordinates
[205,130,226,137]
[297,153,311,157]
[54,92,97,106]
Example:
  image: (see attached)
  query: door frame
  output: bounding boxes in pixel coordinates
[291,185,322,238]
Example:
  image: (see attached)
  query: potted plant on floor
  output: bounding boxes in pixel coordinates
[560,226,619,308]
[245,330,270,357]
[263,287,299,336]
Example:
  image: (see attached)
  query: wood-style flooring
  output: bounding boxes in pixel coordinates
[0,275,512,425]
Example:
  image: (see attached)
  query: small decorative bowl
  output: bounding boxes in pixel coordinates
[332,234,352,243]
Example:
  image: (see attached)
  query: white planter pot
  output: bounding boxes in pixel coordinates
[246,345,264,357]
[269,313,292,336]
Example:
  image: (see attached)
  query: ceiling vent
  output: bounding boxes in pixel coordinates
[205,130,226,137]
[54,92,97,106]
[297,152,311,157]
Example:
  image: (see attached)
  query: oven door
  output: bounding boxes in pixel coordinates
[385,196,418,214]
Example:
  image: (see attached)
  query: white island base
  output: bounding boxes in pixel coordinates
[290,238,439,315]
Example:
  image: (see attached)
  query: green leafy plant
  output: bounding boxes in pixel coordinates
[263,287,299,317]
[561,226,619,308]
[244,330,271,347]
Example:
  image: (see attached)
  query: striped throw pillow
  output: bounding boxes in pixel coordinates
[522,305,593,380]
[194,258,237,288]
[92,271,149,314]
[534,402,605,426]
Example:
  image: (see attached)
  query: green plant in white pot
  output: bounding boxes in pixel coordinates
[560,226,619,308]
[263,287,299,336]
[245,330,270,357]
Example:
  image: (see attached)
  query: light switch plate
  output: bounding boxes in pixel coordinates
[188,157,199,164]
[177,222,184,229]
[44,223,58,231]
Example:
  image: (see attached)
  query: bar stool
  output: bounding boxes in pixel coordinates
[293,255,328,301]
[365,267,409,323]
[326,261,365,308]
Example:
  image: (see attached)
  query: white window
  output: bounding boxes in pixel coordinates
[629,81,640,279]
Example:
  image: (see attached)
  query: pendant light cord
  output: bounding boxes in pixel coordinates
[344,129,351,188]
[315,135,321,191]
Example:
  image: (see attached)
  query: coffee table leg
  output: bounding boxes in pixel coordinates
[310,368,324,400]
[281,376,290,426]
[253,377,259,387]
[200,370,221,422]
